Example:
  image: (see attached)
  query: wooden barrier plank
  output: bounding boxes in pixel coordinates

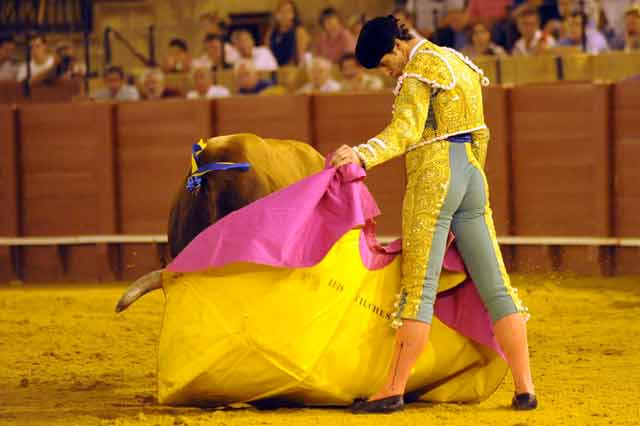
[557,246,611,276]
[0,106,18,282]
[510,84,611,237]
[0,82,20,104]
[510,84,612,273]
[511,246,556,274]
[117,99,212,279]
[613,81,640,238]
[17,102,115,282]
[612,80,640,274]
[116,99,212,234]
[120,244,164,281]
[311,93,404,236]
[482,86,512,236]
[614,247,640,275]
[215,95,311,141]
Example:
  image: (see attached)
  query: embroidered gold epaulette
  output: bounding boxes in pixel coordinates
[393,49,456,95]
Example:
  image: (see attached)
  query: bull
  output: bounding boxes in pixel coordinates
[115,133,325,312]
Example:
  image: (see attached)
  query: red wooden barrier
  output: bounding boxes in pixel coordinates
[612,80,640,274]
[482,86,512,237]
[0,106,18,282]
[116,99,212,280]
[0,82,20,104]
[510,83,611,274]
[16,102,116,282]
[311,93,404,236]
[215,95,311,142]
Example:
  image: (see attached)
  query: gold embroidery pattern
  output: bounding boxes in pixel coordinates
[355,77,430,169]
[471,127,491,169]
[354,42,488,171]
[395,141,452,321]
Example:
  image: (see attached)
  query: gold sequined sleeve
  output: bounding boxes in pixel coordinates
[352,77,431,169]
[471,126,490,169]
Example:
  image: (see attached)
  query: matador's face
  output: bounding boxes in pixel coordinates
[378,41,409,79]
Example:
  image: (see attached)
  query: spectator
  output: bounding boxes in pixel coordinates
[16,34,54,83]
[313,7,356,64]
[92,66,140,101]
[338,53,383,92]
[544,0,601,40]
[162,38,192,73]
[600,0,638,41]
[0,35,18,81]
[234,59,273,95]
[186,67,230,99]
[491,4,522,52]
[199,12,228,37]
[404,0,467,37]
[139,68,181,100]
[514,0,561,27]
[266,0,310,66]
[346,13,367,39]
[512,6,556,54]
[613,5,640,51]
[228,29,278,71]
[51,41,86,81]
[298,57,341,94]
[463,22,507,57]
[466,0,513,27]
[431,9,471,51]
[393,7,425,40]
[557,11,609,53]
[193,33,231,71]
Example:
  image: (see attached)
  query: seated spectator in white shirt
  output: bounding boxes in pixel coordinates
[139,68,182,100]
[52,42,87,80]
[297,57,341,94]
[92,65,140,101]
[338,53,383,92]
[162,38,193,73]
[226,29,278,71]
[612,5,640,51]
[192,33,231,71]
[512,6,556,55]
[0,35,18,81]
[234,59,274,95]
[557,11,609,53]
[186,67,230,99]
[16,34,55,82]
[462,22,507,57]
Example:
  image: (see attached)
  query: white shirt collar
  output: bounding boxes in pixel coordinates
[409,39,428,61]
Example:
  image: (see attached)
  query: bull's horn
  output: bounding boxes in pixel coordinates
[115,269,163,313]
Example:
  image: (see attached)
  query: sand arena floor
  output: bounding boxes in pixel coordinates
[1,274,639,426]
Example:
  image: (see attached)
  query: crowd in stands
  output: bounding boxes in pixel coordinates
[0,0,639,101]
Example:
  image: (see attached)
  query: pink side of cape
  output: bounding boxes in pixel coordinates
[167,164,503,357]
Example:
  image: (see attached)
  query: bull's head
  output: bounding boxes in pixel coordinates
[167,139,267,259]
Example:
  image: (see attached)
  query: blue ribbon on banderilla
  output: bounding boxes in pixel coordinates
[186,139,251,194]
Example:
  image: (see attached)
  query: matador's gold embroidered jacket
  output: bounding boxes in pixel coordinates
[353,39,491,170]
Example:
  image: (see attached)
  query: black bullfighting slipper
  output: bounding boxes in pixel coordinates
[512,392,538,410]
[351,395,404,414]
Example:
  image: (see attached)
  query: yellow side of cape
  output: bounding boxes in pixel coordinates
[158,230,506,406]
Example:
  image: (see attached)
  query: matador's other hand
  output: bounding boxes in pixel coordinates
[331,145,363,168]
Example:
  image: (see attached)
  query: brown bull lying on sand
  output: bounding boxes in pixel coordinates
[115,133,325,313]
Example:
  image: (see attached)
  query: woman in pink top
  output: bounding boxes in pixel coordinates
[314,7,356,63]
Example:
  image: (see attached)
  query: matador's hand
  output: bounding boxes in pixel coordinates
[331,145,363,168]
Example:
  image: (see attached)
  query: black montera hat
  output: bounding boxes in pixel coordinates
[355,15,399,69]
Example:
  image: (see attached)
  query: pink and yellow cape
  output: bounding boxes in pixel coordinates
[158,164,507,407]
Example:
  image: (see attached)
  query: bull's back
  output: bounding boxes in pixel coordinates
[206,134,325,191]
